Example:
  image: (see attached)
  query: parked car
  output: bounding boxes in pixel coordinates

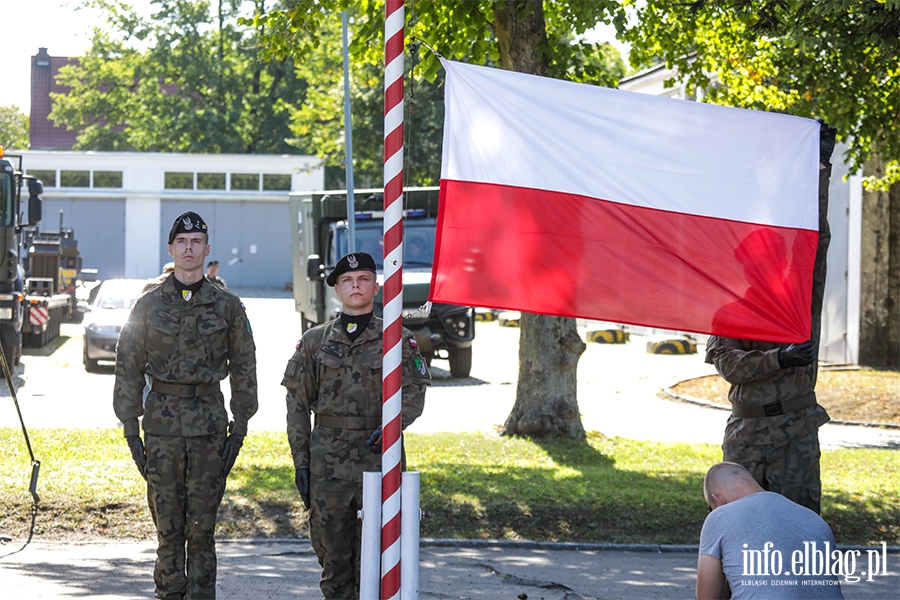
[82,279,148,372]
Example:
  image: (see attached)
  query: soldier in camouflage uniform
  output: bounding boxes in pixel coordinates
[114,211,258,599]
[282,252,429,599]
[706,122,836,514]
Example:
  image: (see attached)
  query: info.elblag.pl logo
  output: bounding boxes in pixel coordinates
[742,541,891,584]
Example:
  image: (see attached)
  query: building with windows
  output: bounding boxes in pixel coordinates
[20,150,323,288]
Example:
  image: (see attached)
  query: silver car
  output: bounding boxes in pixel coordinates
[82,279,148,371]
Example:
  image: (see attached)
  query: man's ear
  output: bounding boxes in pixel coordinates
[710,493,726,509]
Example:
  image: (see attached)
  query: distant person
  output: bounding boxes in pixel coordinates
[697,462,843,599]
[281,251,430,599]
[142,262,175,294]
[206,260,227,288]
[705,121,836,514]
[114,211,258,599]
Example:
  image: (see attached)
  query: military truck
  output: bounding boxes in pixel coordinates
[289,187,475,377]
[0,151,83,365]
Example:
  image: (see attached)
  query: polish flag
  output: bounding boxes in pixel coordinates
[430,59,820,343]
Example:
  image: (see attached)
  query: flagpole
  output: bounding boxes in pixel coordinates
[381,1,405,598]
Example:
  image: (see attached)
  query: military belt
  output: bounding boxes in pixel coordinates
[731,391,817,418]
[151,380,221,398]
[317,415,381,430]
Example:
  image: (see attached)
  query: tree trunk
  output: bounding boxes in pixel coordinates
[502,313,586,439]
[859,158,900,368]
[492,1,586,439]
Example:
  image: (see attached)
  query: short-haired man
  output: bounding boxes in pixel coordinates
[206,260,227,288]
[114,211,258,599]
[281,251,430,599]
[697,462,843,600]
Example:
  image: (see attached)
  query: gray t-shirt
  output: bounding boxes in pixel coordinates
[699,491,843,599]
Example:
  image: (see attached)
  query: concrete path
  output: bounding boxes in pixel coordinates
[2,538,896,599]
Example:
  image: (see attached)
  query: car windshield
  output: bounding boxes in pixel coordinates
[94,280,145,309]
[335,221,435,269]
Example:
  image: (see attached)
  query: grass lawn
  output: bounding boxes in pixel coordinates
[1,429,896,546]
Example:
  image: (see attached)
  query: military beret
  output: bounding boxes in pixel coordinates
[326,252,377,286]
[168,211,208,244]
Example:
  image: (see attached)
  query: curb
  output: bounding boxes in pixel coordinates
[661,377,900,430]
[215,538,900,554]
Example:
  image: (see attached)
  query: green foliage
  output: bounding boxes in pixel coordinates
[50,0,305,153]
[622,0,900,189]
[245,1,625,188]
[0,105,29,150]
[287,11,445,187]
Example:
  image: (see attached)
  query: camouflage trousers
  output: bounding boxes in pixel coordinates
[724,430,822,514]
[145,432,227,600]
[309,476,364,600]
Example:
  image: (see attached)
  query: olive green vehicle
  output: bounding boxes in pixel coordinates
[289,187,475,378]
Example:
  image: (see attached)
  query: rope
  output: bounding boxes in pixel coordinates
[0,342,41,559]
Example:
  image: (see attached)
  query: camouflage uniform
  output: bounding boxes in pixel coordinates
[114,275,258,599]
[282,316,429,600]
[706,166,831,514]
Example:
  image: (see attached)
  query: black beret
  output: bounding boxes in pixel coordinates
[326,252,377,286]
[168,211,208,244]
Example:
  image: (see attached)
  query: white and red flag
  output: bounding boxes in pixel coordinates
[431,59,821,343]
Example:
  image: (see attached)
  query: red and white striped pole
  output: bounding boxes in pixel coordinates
[381,1,405,598]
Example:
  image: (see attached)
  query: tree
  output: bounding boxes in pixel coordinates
[252,0,625,439]
[289,12,445,188]
[622,0,900,368]
[621,0,900,191]
[0,105,29,150]
[50,0,305,154]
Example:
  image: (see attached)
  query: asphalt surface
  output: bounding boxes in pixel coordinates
[1,291,898,598]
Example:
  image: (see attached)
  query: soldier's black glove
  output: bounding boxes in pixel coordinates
[778,340,818,369]
[365,427,383,454]
[818,119,837,167]
[221,433,244,478]
[125,435,147,481]
[295,467,310,509]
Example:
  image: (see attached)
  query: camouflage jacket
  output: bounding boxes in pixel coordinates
[705,336,829,447]
[113,275,258,437]
[282,316,430,481]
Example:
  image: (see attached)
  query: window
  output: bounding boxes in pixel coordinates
[60,170,90,187]
[263,173,291,191]
[0,173,12,227]
[27,170,56,187]
[165,172,194,189]
[198,173,226,190]
[93,171,123,188]
[230,173,259,191]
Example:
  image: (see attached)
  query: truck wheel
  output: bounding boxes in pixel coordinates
[0,326,21,367]
[448,346,472,378]
[83,339,100,372]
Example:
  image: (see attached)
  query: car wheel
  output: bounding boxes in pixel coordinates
[448,346,472,378]
[83,338,100,372]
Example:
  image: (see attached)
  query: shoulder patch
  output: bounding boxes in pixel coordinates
[409,336,418,348]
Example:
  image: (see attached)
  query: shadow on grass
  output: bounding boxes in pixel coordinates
[825,492,900,546]
[417,436,709,545]
[218,466,308,539]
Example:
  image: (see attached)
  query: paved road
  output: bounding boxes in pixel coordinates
[2,538,897,600]
[3,293,898,451]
